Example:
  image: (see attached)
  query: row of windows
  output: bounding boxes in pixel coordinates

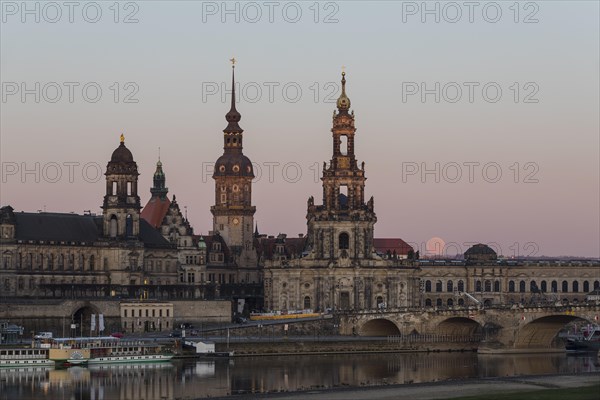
[507,280,600,293]
[3,253,104,271]
[184,255,204,265]
[4,277,101,291]
[123,308,171,318]
[423,279,600,293]
[424,280,466,293]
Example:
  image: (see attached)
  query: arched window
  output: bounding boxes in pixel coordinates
[530,281,538,293]
[376,296,384,308]
[458,298,465,306]
[425,299,432,307]
[509,281,515,292]
[475,280,482,292]
[58,254,64,270]
[436,298,443,307]
[447,298,454,307]
[457,280,464,292]
[594,281,600,290]
[109,215,118,238]
[425,280,432,292]
[551,280,558,293]
[126,215,133,237]
[583,281,590,293]
[494,280,500,292]
[484,280,492,292]
[562,280,568,292]
[89,255,95,271]
[447,280,454,292]
[572,281,579,293]
[540,281,547,292]
[436,280,443,292]
[519,280,526,293]
[303,296,311,310]
[338,232,349,250]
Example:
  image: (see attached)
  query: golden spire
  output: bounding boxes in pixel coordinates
[336,68,351,111]
[120,133,125,143]
[230,57,236,68]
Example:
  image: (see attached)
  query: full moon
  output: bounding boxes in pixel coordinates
[426,237,446,257]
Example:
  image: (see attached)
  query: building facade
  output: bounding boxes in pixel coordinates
[1,67,599,335]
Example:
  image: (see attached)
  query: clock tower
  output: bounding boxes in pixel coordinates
[210,61,257,267]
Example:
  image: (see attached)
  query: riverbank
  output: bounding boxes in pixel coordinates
[209,373,600,400]
[214,338,479,356]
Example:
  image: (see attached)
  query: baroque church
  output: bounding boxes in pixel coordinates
[261,71,419,312]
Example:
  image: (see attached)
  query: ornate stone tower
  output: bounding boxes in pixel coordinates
[102,134,141,238]
[210,62,257,267]
[306,71,377,262]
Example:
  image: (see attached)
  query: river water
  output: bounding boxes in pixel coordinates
[1,352,599,399]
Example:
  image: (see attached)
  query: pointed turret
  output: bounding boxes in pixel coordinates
[150,158,168,200]
[224,61,243,135]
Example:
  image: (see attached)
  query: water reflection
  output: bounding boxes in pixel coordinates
[1,353,599,400]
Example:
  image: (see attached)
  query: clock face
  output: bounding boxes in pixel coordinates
[338,157,350,169]
[232,218,240,225]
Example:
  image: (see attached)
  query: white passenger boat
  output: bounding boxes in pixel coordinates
[0,348,55,368]
[48,337,173,367]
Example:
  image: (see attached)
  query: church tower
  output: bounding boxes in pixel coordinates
[102,134,141,238]
[306,71,377,261]
[210,61,257,267]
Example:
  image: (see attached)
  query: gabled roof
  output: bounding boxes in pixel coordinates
[373,238,413,255]
[141,197,171,229]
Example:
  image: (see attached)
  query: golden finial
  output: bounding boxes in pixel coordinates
[120,133,125,143]
[230,57,236,68]
[341,65,346,76]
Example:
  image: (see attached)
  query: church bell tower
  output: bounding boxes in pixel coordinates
[306,71,377,261]
[210,60,257,267]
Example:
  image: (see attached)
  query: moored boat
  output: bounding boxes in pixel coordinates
[0,347,55,368]
[565,324,600,352]
[48,336,173,367]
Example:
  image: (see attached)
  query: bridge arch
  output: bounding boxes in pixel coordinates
[437,317,483,337]
[359,318,400,336]
[514,315,591,349]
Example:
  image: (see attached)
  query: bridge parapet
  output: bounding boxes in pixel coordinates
[338,304,600,352]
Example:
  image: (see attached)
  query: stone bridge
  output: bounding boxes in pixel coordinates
[337,304,600,353]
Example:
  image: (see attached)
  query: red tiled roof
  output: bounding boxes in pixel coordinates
[141,197,170,229]
[374,238,413,255]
